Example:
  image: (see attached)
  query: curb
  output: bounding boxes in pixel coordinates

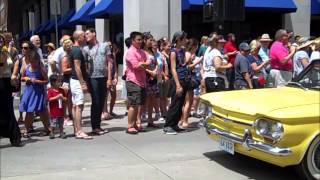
[84,99,127,107]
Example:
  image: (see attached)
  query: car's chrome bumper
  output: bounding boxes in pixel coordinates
[202,119,292,156]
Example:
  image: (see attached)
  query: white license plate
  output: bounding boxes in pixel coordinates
[219,137,234,155]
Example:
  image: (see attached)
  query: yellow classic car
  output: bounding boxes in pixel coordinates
[201,59,320,180]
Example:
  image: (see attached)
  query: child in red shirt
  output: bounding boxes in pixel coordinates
[48,74,67,139]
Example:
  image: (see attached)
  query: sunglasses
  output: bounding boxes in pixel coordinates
[22,46,29,50]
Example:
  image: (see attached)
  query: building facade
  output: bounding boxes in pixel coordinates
[0,0,8,32]
[5,0,318,48]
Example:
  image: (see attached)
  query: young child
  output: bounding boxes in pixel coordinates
[47,74,67,139]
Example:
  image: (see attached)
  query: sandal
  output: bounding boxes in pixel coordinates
[110,112,118,118]
[134,124,146,132]
[181,122,190,129]
[22,133,31,139]
[125,127,138,134]
[105,114,113,120]
[76,131,93,139]
[92,128,108,135]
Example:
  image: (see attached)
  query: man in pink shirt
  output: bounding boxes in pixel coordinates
[125,31,150,134]
[269,29,296,87]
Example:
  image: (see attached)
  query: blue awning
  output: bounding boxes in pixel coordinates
[43,18,61,33]
[312,0,320,15]
[26,30,33,38]
[183,0,297,13]
[69,0,95,23]
[32,24,43,35]
[88,0,203,17]
[245,0,297,13]
[36,20,51,34]
[19,31,28,41]
[58,10,75,28]
[43,20,55,33]
[89,0,123,18]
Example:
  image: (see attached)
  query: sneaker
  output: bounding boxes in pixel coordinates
[158,117,165,121]
[193,113,202,118]
[141,113,147,122]
[154,113,161,121]
[10,137,22,147]
[173,125,187,133]
[163,127,177,135]
[64,120,73,126]
[49,131,55,139]
[59,132,67,139]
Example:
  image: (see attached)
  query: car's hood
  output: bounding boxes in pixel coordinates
[200,87,319,116]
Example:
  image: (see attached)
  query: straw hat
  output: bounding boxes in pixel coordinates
[297,40,313,50]
[297,36,309,45]
[312,37,320,49]
[45,43,55,50]
[259,34,273,42]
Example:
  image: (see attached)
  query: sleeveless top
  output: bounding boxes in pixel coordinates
[171,48,188,79]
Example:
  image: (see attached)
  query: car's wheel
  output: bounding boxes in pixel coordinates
[296,136,320,180]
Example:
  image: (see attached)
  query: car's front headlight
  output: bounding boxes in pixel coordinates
[254,118,284,141]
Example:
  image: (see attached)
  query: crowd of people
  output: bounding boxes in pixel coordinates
[0,28,319,146]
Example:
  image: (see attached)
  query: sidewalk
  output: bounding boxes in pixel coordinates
[1,105,300,180]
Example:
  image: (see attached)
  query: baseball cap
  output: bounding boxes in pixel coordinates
[239,42,250,51]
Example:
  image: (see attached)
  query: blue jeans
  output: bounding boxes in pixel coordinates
[88,77,106,130]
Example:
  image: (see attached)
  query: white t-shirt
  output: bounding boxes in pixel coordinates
[203,47,223,79]
[310,51,320,62]
[52,47,65,74]
[293,50,309,78]
[47,51,56,78]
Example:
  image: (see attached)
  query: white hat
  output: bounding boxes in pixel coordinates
[259,34,273,42]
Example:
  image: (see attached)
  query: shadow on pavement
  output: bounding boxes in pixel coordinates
[203,151,303,180]
[106,127,127,132]
[0,138,41,149]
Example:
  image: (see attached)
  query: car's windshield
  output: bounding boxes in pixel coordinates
[291,60,320,90]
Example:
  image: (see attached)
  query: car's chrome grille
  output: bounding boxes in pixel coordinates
[212,113,253,126]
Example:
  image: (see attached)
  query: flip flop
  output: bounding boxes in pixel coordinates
[125,127,138,134]
[134,125,146,132]
[92,128,108,135]
[76,132,93,139]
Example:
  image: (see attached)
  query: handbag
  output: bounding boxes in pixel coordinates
[257,75,266,87]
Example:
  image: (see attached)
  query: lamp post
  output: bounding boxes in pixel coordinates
[51,0,60,47]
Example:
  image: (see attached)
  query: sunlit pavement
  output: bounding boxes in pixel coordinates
[1,105,303,180]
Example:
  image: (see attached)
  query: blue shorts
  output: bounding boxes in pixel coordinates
[193,87,201,96]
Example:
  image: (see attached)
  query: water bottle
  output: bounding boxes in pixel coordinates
[58,99,62,109]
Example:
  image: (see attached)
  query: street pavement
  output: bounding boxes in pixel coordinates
[1,105,303,180]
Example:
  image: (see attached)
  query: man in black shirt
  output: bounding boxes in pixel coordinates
[69,30,92,139]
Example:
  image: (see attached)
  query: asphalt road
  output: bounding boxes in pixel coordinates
[0,106,304,180]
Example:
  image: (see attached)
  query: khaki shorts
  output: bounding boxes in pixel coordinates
[126,81,146,106]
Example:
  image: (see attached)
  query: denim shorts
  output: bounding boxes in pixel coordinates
[50,117,64,127]
[193,87,201,96]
